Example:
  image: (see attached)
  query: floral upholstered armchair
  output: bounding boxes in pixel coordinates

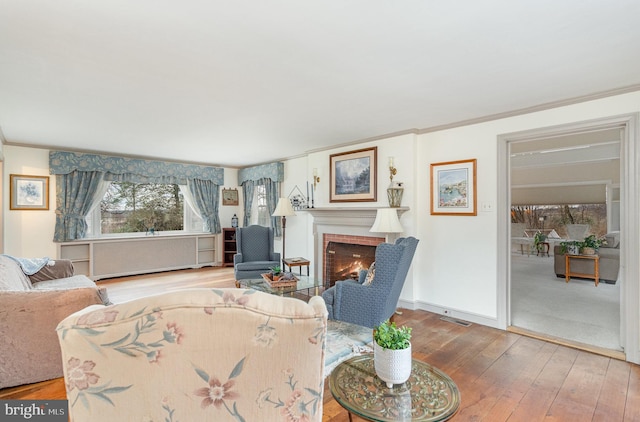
[56,288,328,422]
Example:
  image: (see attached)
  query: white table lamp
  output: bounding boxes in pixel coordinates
[370,208,403,241]
[272,197,296,265]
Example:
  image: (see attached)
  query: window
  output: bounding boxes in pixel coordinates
[86,182,204,237]
[250,184,271,227]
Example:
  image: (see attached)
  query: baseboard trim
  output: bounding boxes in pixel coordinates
[398,299,500,329]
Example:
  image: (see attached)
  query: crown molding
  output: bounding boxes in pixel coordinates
[419,84,640,135]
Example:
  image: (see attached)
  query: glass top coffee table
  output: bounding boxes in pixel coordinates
[238,275,322,297]
[329,354,460,421]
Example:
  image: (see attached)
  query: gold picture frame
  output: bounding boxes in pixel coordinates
[222,188,239,206]
[330,146,377,203]
[10,174,50,210]
[430,159,477,216]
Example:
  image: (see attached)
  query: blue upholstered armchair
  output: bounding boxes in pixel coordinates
[322,236,419,329]
[233,225,281,281]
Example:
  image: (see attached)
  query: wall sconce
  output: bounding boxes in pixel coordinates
[313,168,320,189]
[388,157,397,184]
[387,157,403,207]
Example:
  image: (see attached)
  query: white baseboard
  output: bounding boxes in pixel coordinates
[397,299,501,329]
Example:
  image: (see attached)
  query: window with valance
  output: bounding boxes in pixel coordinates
[49,151,224,241]
[238,162,284,236]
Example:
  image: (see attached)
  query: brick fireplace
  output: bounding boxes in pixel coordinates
[306,207,409,287]
[324,234,384,287]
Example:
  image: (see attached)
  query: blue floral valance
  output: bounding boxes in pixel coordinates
[238,162,284,185]
[49,151,224,185]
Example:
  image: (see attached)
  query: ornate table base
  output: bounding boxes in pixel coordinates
[329,354,460,421]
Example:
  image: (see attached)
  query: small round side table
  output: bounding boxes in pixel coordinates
[329,354,460,421]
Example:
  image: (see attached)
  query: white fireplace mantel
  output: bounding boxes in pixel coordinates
[305,207,409,226]
[304,207,410,282]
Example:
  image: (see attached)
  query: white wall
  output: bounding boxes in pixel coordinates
[219,167,241,230]
[2,145,56,257]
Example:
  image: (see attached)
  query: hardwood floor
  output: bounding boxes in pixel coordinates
[2,267,639,421]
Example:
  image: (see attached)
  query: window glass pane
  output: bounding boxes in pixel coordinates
[185,204,205,232]
[100,182,184,234]
[251,185,271,227]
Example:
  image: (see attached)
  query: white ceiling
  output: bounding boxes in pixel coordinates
[1,0,640,168]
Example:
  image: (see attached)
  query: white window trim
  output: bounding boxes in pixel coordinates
[85,183,206,238]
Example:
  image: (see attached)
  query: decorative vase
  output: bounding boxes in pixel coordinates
[373,341,412,388]
[567,244,580,255]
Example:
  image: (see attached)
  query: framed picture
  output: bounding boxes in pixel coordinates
[430,159,477,216]
[330,147,377,203]
[10,174,50,210]
[222,188,239,206]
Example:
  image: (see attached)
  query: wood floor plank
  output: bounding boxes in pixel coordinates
[624,364,640,422]
[507,344,579,421]
[593,358,631,422]
[483,340,557,421]
[545,351,610,421]
[453,335,550,421]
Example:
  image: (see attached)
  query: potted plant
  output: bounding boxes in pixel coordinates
[560,240,581,255]
[268,265,283,281]
[580,234,603,255]
[533,231,547,254]
[373,319,412,388]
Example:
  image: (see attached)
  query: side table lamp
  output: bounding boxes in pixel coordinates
[272,197,296,267]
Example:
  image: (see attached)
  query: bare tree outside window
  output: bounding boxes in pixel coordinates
[101,182,184,234]
[511,203,606,237]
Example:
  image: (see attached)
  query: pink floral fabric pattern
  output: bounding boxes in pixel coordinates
[256,368,322,421]
[194,356,245,419]
[65,357,132,409]
[57,288,328,421]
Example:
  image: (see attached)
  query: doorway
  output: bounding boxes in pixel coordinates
[497,114,640,364]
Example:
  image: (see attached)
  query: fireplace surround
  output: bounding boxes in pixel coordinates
[306,207,409,285]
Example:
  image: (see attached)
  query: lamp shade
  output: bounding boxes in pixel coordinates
[272,197,296,217]
[370,208,403,233]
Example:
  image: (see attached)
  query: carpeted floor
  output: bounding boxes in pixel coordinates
[510,252,621,351]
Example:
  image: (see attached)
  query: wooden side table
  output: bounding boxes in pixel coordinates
[282,257,310,276]
[565,254,600,286]
[536,241,550,257]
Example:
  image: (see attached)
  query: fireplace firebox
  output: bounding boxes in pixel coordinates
[325,242,377,287]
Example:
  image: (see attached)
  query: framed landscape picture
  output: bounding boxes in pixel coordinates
[430,158,477,216]
[330,147,377,202]
[222,188,239,206]
[10,174,50,210]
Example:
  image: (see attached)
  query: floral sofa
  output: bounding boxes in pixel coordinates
[0,255,109,389]
[56,288,328,422]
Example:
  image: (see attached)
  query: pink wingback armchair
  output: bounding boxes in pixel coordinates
[57,288,327,422]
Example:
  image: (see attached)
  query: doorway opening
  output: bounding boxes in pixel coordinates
[497,114,640,363]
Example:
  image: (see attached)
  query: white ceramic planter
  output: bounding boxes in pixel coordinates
[373,341,412,388]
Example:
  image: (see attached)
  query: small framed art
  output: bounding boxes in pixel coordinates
[10,174,50,210]
[222,188,239,206]
[330,146,377,203]
[430,159,477,216]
